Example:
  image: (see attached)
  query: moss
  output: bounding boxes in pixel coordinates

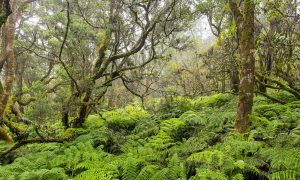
[285,101,300,108]
[63,128,88,139]
[84,115,104,130]
[103,105,149,132]
[193,93,234,109]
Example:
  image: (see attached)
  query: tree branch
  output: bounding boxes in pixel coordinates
[58,0,81,94]
[0,138,69,158]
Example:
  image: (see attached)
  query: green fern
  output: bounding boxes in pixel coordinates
[19,168,67,180]
[269,170,297,180]
[187,150,225,167]
[179,111,207,126]
[121,156,145,180]
[136,165,160,180]
[74,168,119,180]
[150,168,169,180]
[190,168,228,180]
[231,173,244,180]
[260,147,300,179]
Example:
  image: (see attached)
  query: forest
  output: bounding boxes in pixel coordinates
[0,0,299,179]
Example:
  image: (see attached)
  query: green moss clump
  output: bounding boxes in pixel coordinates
[103,105,149,132]
[63,128,88,139]
[84,115,104,130]
[193,93,234,109]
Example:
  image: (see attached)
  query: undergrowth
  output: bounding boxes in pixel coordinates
[0,93,299,180]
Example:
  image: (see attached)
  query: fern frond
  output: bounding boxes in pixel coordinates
[136,165,159,180]
[269,170,297,180]
[121,157,145,180]
[187,150,225,167]
[190,168,228,180]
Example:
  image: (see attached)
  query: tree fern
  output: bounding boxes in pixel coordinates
[146,131,176,150]
[121,156,145,180]
[179,111,207,126]
[260,147,300,179]
[160,118,185,137]
[231,173,244,180]
[150,168,169,180]
[167,153,186,179]
[189,168,228,180]
[187,150,225,167]
[172,136,207,157]
[51,141,102,176]
[136,165,160,180]
[269,170,297,180]
[74,169,119,180]
[19,168,67,180]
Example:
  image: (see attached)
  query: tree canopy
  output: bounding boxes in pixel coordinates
[0,0,300,179]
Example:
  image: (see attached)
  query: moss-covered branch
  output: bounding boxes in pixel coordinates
[256,73,300,100]
[255,91,286,104]
[0,138,69,159]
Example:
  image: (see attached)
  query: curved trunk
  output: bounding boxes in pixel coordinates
[0,0,19,143]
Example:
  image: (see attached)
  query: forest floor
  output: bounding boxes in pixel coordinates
[0,92,300,180]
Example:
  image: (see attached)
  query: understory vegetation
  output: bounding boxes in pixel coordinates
[1,92,299,180]
[0,0,300,179]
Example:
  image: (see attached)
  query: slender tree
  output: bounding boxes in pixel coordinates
[229,0,255,133]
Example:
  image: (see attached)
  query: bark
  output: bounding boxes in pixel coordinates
[15,56,26,113]
[0,126,13,143]
[72,90,91,128]
[228,16,239,94]
[256,73,300,100]
[229,0,255,133]
[72,0,115,128]
[258,59,267,93]
[231,68,239,94]
[72,0,176,127]
[61,105,69,129]
[0,0,12,73]
[107,86,115,109]
[0,0,17,143]
[221,64,226,93]
[258,19,276,93]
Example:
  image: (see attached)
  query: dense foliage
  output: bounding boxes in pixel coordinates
[0,0,300,179]
[1,92,299,180]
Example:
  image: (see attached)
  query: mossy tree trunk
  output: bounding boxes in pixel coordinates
[0,0,16,143]
[229,0,255,133]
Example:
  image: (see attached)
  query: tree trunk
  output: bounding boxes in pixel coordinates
[231,68,240,94]
[0,0,17,143]
[61,105,69,129]
[229,0,255,133]
[72,90,92,128]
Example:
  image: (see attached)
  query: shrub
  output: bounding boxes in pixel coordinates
[193,93,234,109]
[254,104,289,120]
[158,96,193,119]
[103,105,149,132]
[84,115,104,130]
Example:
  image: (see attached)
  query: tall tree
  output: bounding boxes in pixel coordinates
[0,0,13,143]
[229,0,255,133]
[0,0,36,143]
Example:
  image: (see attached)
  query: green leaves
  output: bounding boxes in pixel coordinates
[103,105,150,132]
[1,94,300,179]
